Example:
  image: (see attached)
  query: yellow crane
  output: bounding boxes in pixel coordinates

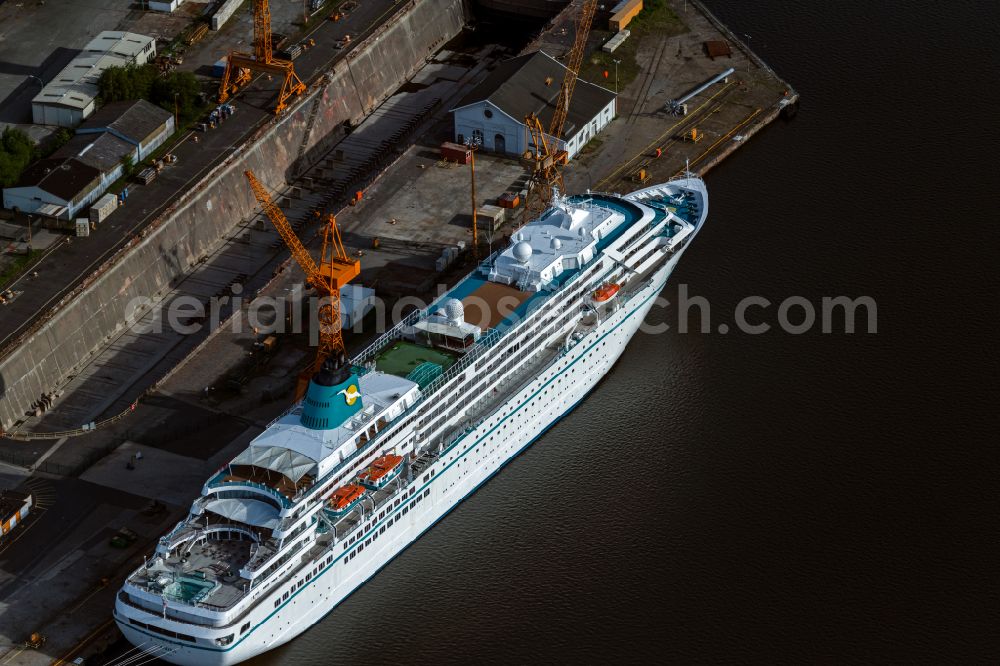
[219,0,306,115]
[523,0,599,223]
[245,170,360,394]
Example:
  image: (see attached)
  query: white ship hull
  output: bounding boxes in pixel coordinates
[116,254,681,665]
[115,179,707,665]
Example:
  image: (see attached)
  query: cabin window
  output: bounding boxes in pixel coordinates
[283,591,289,601]
[240,622,251,634]
[274,599,280,608]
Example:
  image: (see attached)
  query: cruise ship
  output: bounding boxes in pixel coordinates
[114,177,708,665]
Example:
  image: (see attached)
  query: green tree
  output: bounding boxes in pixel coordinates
[121,152,135,178]
[98,64,158,103]
[0,127,35,187]
[152,71,202,123]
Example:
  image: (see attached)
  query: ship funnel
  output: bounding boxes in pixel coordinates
[300,355,363,430]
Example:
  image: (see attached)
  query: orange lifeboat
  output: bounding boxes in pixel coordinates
[327,484,366,516]
[358,454,404,489]
[592,283,620,303]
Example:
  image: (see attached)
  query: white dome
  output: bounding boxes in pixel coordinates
[550,238,562,250]
[512,240,533,263]
[442,298,464,323]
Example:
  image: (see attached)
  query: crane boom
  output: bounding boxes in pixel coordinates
[246,170,320,279]
[245,170,360,394]
[253,0,272,63]
[548,0,599,142]
[219,0,305,114]
[523,0,598,223]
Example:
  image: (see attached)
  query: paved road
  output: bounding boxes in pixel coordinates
[0,0,410,352]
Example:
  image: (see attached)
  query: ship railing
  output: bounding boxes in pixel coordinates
[421,327,503,398]
[119,587,226,627]
[353,250,504,369]
[437,343,563,457]
[204,475,294,509]
[351,308,423,366]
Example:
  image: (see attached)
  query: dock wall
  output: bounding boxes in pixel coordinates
[0,0,467,431]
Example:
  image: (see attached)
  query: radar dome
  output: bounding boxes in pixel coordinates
[442,298,465,323]
[550,238,562,250]
[513,240,533,263]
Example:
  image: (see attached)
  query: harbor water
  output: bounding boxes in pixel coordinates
[250,0,995,662]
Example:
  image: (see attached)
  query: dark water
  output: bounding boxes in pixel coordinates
[253,2,996,662]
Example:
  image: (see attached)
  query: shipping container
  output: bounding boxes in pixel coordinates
[497,192,520,209]
[211,57,228,78]
[90,193,119,223]
[440,141,471,164]
[476,204,505,233]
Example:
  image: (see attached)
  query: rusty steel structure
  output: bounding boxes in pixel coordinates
[523,0,598,223]
[245,170,360,394]
[219,0,306,114]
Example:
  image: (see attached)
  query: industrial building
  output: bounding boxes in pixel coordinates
[31,31,156,127]
[451,51,616,162]
[4,100,173,220]
[76,99,175,162]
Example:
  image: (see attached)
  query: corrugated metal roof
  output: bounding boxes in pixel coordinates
[12,157,101,202]
[79,99,171,144]
[32,31,154,112]
[453,51,616,139]
[54,133,133,172]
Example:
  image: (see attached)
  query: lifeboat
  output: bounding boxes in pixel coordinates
[592,283,620,303]
[358,454,404,490]
[325,484,366,517]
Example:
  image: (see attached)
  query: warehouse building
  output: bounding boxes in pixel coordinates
[31,31,156,127]
[451,51,616,162]
[5,100,173,220]
[76,99,175,162]
[2,158,103,221]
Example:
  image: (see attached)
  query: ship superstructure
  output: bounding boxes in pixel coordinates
[114,177,708,665]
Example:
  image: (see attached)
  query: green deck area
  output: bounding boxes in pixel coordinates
[375,340,458,378]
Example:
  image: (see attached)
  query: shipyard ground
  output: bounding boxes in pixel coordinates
[0,0,410,351]
[0,1,796,663]
[0,0,316,141]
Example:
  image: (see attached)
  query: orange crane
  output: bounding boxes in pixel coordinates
[219,0,306,115]
[245,170,360,394]
[523,0,599,223]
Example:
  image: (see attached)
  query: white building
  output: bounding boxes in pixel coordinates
[5,100,173,220]
[31,31,156,128]
[451,51,617,162]
[1,158,104,221]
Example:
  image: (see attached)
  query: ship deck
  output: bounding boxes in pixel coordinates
[374,340,459,378]
[431,194,649,332]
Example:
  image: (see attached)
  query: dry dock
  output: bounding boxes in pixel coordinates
[0,0,797,663]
